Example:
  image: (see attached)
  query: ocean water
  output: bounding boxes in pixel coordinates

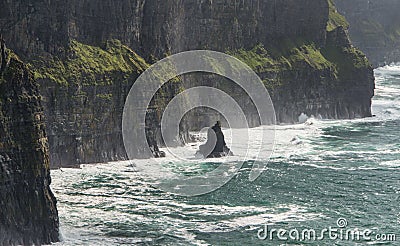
[52,65,400,245]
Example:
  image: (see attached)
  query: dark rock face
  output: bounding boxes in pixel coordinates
[0,52,59,244]
[39,76,132,167]
[272,26,374,123]
[334,0,400,66]
[0,0,375,167]
[140,0,328,58]
[145,109,166,158]
[0,0,327,59]
[198,122,233,158]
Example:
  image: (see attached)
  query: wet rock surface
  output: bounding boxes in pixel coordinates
[0,49,59,245]
[198,122,233,158]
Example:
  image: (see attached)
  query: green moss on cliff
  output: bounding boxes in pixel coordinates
[228,45,278,73]
[0,47,59,243]
[228,33,370,88]
[228,42,336,87]
[232,42,334,70]
[327,0,349,31]
[2,50,33,87]
[322,44,370,81]
[1,51,44,167]
[96,93,113,100]
[31,39,149,86]
[286,44,333,70]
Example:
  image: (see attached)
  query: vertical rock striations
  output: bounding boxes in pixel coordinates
[0,0,375,166]
[197,0,373,123]
[334,0,400,66]
[30,40,178,166]
[0,50,59,245]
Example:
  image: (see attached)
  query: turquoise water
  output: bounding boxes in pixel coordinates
[52,65,400,245]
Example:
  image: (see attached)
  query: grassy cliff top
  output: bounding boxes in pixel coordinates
[327,0,349,31]
[31,39,150,86]
[1,49,32,86]
[228,37,370,89]
[229,42,334,73]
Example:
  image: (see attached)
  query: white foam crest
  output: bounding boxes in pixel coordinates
[380,160,400,167]
[374,64,400,76]
[196,204,323,233]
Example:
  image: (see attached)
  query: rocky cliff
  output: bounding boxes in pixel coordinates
[0,0,374,167]
[334,0,400,67]
[0,50,59,244]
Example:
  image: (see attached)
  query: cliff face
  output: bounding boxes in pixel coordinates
[334,0,400,66]
[0,0,374,167]
[140,0,328,58]
[29,39,178,166]
[31,40,152,166]
[0,52,59,244]
[153,0,374,124]
[0,0,327,58]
